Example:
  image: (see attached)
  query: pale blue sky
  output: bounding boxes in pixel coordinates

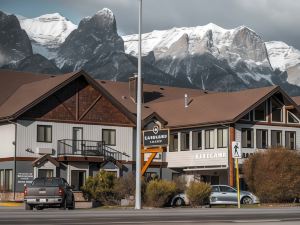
[1,0,300,49]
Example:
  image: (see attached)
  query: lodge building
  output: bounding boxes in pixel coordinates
[1,69,300,201]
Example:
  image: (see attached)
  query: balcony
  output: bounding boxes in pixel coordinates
[57,139,127,161]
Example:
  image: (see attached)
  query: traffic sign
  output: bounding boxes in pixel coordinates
[232,141,242,159]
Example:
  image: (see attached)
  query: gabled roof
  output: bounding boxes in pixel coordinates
[148,86,292,128]
[97,79,209,120]
[0,70,136,123]
[32,154,60,167]
[0,69,299,129]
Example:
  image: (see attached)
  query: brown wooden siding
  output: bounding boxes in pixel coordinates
[21,77,134,126]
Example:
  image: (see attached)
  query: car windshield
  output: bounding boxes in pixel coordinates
[31,178,63,187]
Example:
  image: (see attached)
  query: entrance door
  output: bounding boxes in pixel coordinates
[72,127,83,155]
[71,170,86,191]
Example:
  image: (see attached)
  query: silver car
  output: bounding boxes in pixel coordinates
[171,185,260,206]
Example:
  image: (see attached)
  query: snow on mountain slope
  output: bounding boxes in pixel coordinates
[123,23,273,87]
[123,23,270,66]
[19,13,77,48]
[265,41,300,71]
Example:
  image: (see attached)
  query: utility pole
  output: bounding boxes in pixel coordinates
[135,0,142,210]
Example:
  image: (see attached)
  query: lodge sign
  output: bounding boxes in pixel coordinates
[143,125,169,147]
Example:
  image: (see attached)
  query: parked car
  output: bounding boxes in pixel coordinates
[171,184,260,207]
[24,177,75,210]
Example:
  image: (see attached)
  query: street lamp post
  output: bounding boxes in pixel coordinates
[135,0,142,210]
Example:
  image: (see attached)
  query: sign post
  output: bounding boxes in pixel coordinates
[232,141,242,209]
[141,125,169,176]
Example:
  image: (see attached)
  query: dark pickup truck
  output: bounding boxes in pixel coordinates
[24,177,75,210]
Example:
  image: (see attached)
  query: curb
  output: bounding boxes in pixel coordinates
[0,202,23,207]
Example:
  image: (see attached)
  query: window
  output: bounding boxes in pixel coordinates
[254,102,267,121]
[181,132,190,151]
[219,185,236,193]
[288,112,299,124]
[241,113,250,121]
[242,128,254,148]
[205,130,214,149]
[37,125,52,143]
[256,129,268,149]
[271,99,283,122]
[4,169,13,191]
[192,131,202,150]
[285,131,296,150]
[38,169,53,178]
[102,129,116,146]
[271,130,282,147]
[169,133,178,152]
[217,128,228,148]
[0,170,4,191]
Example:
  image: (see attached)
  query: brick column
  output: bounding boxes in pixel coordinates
[229,124,235,187]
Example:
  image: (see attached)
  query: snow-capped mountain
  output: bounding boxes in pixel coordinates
[123,23,275,90]
[2,9,300,95]
[18,13,77,58]
[265,41,300,71]
[265,41,300,85]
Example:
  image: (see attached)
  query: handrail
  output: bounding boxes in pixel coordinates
[57,139,129,161]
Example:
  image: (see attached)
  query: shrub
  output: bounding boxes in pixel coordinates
[81,170,117,205]
[243,148,300,203]
[186,182,211,207]
[114,173,136,199]
[173,176,187,194]
[145,179,177,207]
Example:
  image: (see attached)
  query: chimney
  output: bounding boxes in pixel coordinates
[129,74,143,104]
[184,94,188,108]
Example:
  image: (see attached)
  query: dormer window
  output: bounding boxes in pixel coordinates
[254,102,267,121]
[271,99,283,122]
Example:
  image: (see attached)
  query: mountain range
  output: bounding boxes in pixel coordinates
[1,9,300,95]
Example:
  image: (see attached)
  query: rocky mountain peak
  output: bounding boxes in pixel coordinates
[55,8,123,72]
[0,11,32,66]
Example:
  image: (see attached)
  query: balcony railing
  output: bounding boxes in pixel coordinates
[57,139,127,161]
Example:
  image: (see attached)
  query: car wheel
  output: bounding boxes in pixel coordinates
[242,196,253,205]
[174,198,185,207]
[25,202,33,210]
[60,199,67,210]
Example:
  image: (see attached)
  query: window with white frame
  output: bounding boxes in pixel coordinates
[217,128,228,148]
[181,132,190,151]
[102,129,116,146]
[192,131,202,150]
[242,128,254,148]
[254,102,267,121]
[256,129,268,149]
[169,133,178,152]
[287,111,299,124]
[37,125,52,143]
[285,131,296,150]
[271,99,283,122]
[271,130,282,147]
[205,130,214,149]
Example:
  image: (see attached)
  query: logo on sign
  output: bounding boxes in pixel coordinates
[232,141,242,159]
[153,125,159,135]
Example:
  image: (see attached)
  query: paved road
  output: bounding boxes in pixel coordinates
[0,207,300,225]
